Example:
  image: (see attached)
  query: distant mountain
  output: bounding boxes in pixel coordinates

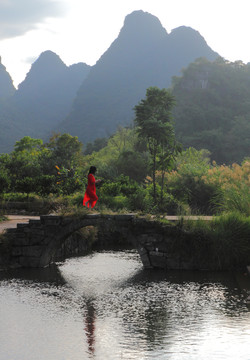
[0,11,220,153]
[0,51,91,152]
[0,57,15,99]
[0,58,22,153]
[12,50,91,133]
[58,10,219,143]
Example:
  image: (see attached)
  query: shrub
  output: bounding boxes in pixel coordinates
[128,187,151,212]
[99,194,129,211]
[164,148,216,214]
[183,212,250,269]
[0,170,10,194]
[203,161,250,216]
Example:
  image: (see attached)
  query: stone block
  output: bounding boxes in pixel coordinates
[19,245,44,258]
[44,226,60,236]
[30,229,45,236]
[40,215,62,226]
[85,213,101,219]
[6,228,18,234]
[29,219,41,226]
[137,246,152,268]
[11,247,23,256]
[113,214,136,221]
[11,237,31,246]
[149,251,167,268]
[17,223,30,228]
[18,256,41,268]
[166,257,181,269]
[247,265,250,276]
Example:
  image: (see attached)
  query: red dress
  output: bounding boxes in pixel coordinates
[83,174,98,208]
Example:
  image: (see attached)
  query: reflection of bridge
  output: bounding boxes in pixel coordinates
[2,213,213,270]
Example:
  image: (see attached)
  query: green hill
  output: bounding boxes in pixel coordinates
[172,57,250,164]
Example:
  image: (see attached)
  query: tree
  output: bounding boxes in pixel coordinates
[45,133,83,170]
[134,87,180,203]
[84,137,108,155]
[0,154,11,194]
[116,150,149,183]
[14,136,43,153]
[7,137,44,191]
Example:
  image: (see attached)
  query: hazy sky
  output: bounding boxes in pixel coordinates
[1,0,250,87]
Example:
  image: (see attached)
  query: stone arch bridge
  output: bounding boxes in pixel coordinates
[2,214,209,270]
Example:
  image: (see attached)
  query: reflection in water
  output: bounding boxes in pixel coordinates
[84,299,96,355]
[0,250,249,360]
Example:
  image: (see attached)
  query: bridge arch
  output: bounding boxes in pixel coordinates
[7,214,145,268]
[4,213,209,271]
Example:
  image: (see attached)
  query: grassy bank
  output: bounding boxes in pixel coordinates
[178,212,250,270]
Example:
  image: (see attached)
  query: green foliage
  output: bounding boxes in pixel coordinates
[83,127,149,182]
[99,175,139,197]
[144,183,184,214]
[36,175,57,196]
[15,177,38,194]
[7,137,43,181]
[0,192,39,202]
[99,195,130,211]
[134,87,175,143]
[165,148,217,214]
[134,86,180,202]
[127,186,151,212]
[0,134,85,197]
[98,175,148,212]
[0,124,248,218]
[55,165,83,195]
[84,137,108,155]
[45,133,83,169]
[206,161,250,216]
[0,168,10,194]
[172,57,250,164]
[116,150,149,183]
[183,212,250,269]
[14,136,43,152]
[214,185,250,217]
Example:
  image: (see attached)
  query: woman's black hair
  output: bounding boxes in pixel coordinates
[89,166,97,174]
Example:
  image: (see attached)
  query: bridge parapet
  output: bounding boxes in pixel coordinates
[1,213,212,270]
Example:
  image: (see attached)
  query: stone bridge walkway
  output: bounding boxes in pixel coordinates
[0,214,213,234]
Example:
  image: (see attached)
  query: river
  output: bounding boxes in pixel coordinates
[0,250,249,360]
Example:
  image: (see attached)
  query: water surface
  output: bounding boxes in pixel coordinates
[0,251,249,360]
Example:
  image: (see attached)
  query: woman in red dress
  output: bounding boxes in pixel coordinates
[83,166,101,208]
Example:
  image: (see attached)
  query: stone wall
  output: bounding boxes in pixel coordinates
[1,214,249,271]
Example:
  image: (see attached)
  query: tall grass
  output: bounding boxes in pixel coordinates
[213,184,250,216]
[204,161,250,216]
[183,212,250,269]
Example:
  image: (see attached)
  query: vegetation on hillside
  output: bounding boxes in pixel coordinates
[172,57,250,164]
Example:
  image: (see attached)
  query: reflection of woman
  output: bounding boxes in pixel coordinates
[84,300,96,355]
[83,166,100,208]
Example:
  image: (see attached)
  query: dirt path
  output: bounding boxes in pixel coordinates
[0,215,40,234]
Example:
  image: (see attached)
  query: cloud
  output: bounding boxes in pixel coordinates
[0,0,67,39]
